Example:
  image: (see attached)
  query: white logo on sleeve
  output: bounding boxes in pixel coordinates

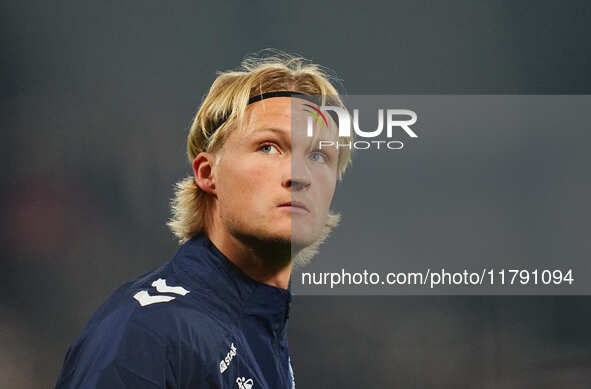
[133,290,176,306]
[219,343,237,373]
[236,377,254,389]
[133,278,190,307]
[152,278,189,295]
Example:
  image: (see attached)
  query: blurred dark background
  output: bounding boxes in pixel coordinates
[2,0,591,387]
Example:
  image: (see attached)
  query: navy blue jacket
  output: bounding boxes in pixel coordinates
[55,234,295,388]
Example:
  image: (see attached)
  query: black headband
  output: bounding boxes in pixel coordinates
[246,90,312,105]
[204,91,340,150]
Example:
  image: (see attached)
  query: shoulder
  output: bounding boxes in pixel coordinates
[57,265,228,388]
[89,263,228,345]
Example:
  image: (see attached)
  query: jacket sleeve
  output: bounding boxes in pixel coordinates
[56,318,176,389]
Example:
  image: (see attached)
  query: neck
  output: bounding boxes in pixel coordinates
[206,219,292,290]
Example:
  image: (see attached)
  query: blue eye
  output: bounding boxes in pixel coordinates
[309,151,327,163]
[260,144,279,154]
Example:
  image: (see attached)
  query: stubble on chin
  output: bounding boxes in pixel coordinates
[224,215,292,263]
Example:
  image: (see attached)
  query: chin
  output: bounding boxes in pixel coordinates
[252,227,319,253]
[291,225,322,249]
[251,225,292,245]
[232,217,324,254]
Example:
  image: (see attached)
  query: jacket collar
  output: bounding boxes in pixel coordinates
[174,234,292,335]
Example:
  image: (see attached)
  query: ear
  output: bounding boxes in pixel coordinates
[192,152,217,195]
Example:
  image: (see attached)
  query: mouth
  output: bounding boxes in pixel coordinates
[278,201,310,213]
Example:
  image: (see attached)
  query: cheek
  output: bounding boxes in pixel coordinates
[217,156,277,204]
[314,169,337,209]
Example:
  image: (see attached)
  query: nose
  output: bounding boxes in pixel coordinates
[284,176,311,191]
[282,162,311,191]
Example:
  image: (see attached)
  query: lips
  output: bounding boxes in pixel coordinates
[278,201,310,212]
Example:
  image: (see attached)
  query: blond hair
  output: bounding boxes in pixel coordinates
[167,51,352,265]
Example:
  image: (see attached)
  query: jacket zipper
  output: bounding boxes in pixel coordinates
[273,331,287,388]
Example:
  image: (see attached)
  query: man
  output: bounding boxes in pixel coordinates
[55,53,351,388]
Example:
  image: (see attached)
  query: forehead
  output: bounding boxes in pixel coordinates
[240,97,338,139]
[243,97,293,129]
